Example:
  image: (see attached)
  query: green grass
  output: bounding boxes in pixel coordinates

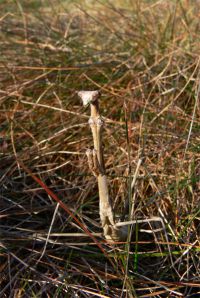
[0,0,200,297]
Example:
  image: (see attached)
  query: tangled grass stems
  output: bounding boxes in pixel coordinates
[0,0,200,297]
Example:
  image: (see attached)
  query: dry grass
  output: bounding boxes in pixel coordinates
[0,0,200,297]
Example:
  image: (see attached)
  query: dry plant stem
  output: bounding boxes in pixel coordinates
[78,91,127,242]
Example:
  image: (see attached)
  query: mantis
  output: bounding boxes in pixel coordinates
[78,90,166,243]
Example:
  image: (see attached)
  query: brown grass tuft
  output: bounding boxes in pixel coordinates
[0,1,200,297]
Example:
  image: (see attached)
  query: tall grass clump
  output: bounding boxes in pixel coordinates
[0,0,200,297]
